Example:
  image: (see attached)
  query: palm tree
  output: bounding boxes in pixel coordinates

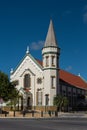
[53,95,68,112]
[62,96,69,111]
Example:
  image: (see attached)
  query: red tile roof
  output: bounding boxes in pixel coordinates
[36,60,87,90]
[59,69,87,90]
[36,59,43,66]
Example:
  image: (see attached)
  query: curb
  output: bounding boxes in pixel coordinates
[0,116,87,120]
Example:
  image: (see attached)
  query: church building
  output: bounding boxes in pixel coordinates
[10,20,87,111]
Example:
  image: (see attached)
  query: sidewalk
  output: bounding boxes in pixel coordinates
[0,111,87,118]
[58,112,87,118]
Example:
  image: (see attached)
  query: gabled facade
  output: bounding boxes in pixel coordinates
[10,51,43,108]
[10,20,87,111]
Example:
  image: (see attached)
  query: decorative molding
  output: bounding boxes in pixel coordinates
[51,87,55,89]
[42,46,59,49]
[42,52,59,55]
[43,68,59,70]
[11,53,43,75]
[20,68,35,77]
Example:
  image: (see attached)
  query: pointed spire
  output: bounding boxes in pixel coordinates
[26,46,29,54]
[44,19,58,47]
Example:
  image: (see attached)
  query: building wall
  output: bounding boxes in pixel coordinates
[42,46,60,106]
[60,79,86,110]
[10,54,44,107]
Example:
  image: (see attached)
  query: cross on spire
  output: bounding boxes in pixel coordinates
[26,46,29,54]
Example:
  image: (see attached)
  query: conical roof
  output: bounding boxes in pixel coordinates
[44,20,58,47]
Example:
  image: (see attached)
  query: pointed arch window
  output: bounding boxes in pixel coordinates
[45,94,49,106]
[46,56,49,67]
[24,74,31,88]
[36,91,42,106]
[51,76,55,89]
[51,56,55,66]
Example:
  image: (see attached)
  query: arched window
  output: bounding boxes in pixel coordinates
[51,76,55,88]
[46,56,49,67]
[51,56,55,66]
[36,91,42,106]
[24,74,31,88]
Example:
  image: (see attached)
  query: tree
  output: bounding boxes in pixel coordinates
[0,71,18,102]
[62,96,69,111]
[53,95,68,111]
[0,71,11,101]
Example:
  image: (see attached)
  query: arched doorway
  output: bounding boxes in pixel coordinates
[27,97,31,109]
[26,92,32,109]
[20,89,33,110]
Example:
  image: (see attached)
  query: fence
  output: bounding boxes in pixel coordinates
[0,110,58,118]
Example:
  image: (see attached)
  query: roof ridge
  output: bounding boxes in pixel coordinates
[78,75,87,83]
[60,69,78,77]
[12,54,42,74]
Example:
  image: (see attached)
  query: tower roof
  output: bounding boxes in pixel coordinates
[44,19,58,47]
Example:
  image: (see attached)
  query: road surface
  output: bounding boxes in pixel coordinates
[0,118,87,130]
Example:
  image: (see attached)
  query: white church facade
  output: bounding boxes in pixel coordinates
[10,20,87,111]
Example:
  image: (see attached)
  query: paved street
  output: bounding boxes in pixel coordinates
[0,118,87,130]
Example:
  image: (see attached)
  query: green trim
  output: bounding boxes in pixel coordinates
[20,68,36,77]
[42,52,60,55]
[29,53,42,69]
[12,53,43,74]
[42,46,60,49]
[43,68,59,70]
[11,54,26,74]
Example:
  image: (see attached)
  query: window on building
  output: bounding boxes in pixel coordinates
[51,76,55,88]
[36,91,42,106]
[46,56,49,67]
[51,56,55,66]
[68,91,71,96]
[37,78,42,84]
[45,94,49,106]
[24,74,31,88]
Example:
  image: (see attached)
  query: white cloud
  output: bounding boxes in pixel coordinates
[65,66,72,71]
[30,41,44,50]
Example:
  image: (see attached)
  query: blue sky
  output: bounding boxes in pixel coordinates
[0,0,87,80]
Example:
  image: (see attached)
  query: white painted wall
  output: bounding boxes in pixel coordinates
[10,54,43,106]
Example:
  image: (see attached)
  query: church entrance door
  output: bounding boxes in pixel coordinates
[27,96,32,109]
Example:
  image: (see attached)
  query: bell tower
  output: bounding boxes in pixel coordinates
[42,20,60,106]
